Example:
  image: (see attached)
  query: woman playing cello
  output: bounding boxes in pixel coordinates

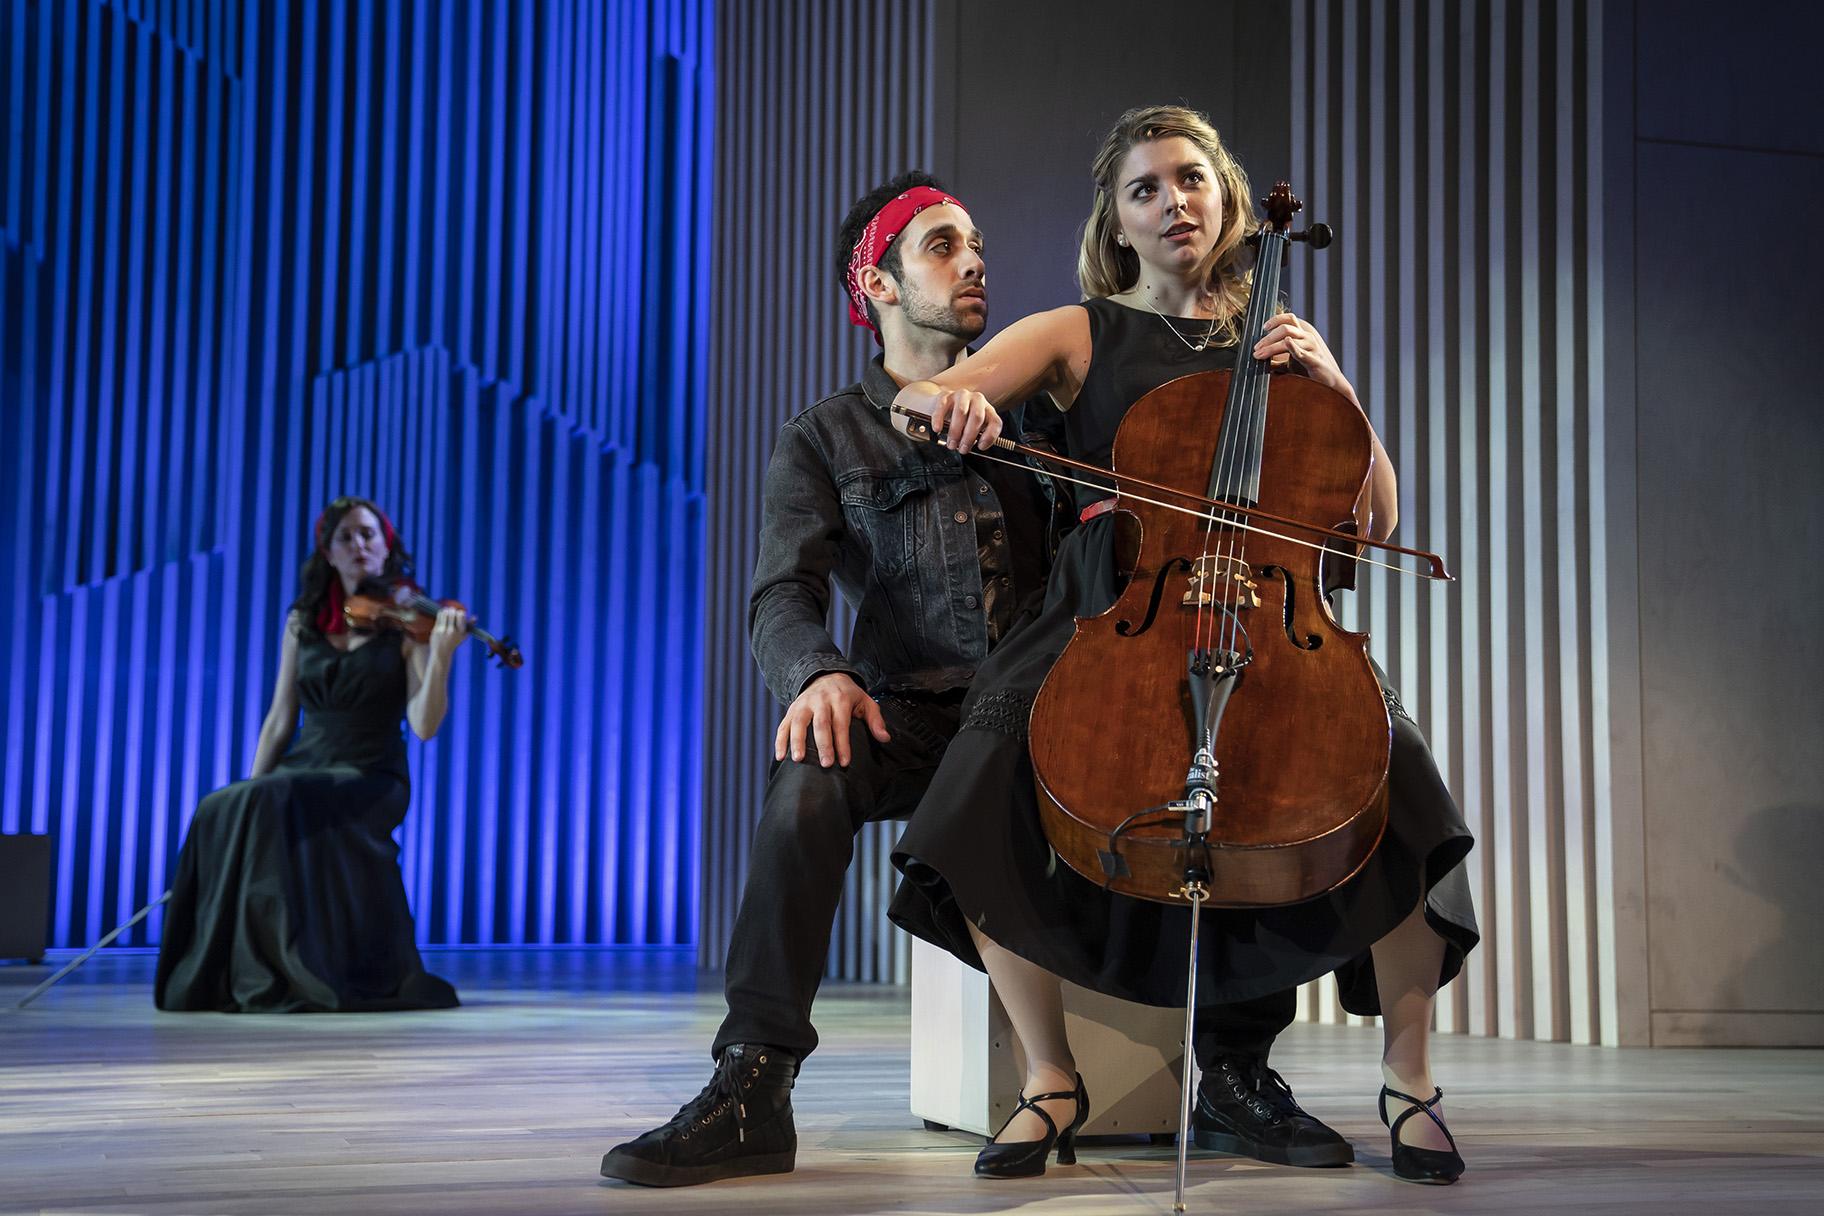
[888,105,1478,1185]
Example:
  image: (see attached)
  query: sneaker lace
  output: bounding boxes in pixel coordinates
[1248,1061,1311,1122]
[658,1050,752,1143]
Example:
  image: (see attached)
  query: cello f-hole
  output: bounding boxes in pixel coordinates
[1116,556,1195,637]
[1258,565,1323,651]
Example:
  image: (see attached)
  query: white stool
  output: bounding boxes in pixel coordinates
[908,936,1186,1138]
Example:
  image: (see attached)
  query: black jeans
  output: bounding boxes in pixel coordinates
[713,692,1295,1066]
[715,693,959,1060]
[1194,988,1296,1067]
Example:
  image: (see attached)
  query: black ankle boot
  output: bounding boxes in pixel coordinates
[599,1044,798,1187]
[1379,1083,1464,1184]
[974,1074,1089,1179]
[1192,1055,1354,1167]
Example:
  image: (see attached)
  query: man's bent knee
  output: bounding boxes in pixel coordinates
[758,754,871,848]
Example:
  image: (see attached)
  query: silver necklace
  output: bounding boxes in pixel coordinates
[1139,292,1220,353]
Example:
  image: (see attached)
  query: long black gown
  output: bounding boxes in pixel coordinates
[155,628,458,1012]
[890,298,1479,1014]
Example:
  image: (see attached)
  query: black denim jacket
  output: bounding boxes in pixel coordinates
[749,357,1060,704]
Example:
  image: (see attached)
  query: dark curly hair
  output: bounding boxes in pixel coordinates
[834,170,949,330]
[288,495,417,635]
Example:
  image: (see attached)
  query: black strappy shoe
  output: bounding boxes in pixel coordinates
[1378,1084,1465,1184]
[973,1074,1090,1179]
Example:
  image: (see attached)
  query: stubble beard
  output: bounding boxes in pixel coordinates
[899,277,985,342]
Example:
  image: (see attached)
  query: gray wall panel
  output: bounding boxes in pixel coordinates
[1634,0,1824,156]
[701,0,941,983]
[946,3,1290,337]
[1618,1,1824,1046]
[701,0,1287,985]
[1634,139,1824,1020]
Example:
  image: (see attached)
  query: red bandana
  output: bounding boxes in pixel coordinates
[845,186,965,343]
[312,505,400,634]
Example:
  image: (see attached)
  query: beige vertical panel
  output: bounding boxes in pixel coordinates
[1289,0,1615,1044]
[701,0,939,983]
[1587,0,1628,1048]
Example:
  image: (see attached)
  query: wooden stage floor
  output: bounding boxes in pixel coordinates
[3,948,1821,1215]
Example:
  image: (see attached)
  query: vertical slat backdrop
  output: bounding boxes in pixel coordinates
[0,0,712,948]
[1288,0,1614,1044]
[698,3,1625,1045]
[700,0,938,982]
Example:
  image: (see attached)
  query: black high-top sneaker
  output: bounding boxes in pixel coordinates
[599,1044,798,1186]
[1192,1055,1354,1167]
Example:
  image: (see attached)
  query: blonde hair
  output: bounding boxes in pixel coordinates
[1077,104,1258,341]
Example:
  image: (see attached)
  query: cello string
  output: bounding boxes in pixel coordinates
[1215,237,1276,661]
[1194,304,1241,659]
[1204,248,1273,662]
[1233,261,1282,657]
[1206,339,1248,661]
[1164,290,1240,658]
[1214,236,1277,663]
[1208,301,1259,660]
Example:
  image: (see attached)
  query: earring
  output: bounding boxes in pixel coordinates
[1115,233,1128,247]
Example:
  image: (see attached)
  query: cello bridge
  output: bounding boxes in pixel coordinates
[1182,554,1260,609]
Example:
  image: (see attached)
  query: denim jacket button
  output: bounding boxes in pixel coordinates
[964,595,979,609]
[953,510,969,524]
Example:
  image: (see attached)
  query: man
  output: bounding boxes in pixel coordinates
[600,172,1059,1187]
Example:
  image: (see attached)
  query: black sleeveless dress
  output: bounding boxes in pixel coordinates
[155,629,459,1012]
[889,298,1479,1014]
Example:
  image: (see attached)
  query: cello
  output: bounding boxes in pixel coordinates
[1036,183,1418,1210]
[1028,183,1392,911]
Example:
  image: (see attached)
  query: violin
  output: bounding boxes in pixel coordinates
[343,588,525,670]
[1027,183,1410,910]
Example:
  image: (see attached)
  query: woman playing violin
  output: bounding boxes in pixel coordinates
[155,496,467,1012]
[888,105,1478,1185]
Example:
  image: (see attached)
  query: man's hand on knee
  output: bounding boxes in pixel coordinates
[775,673,891,768]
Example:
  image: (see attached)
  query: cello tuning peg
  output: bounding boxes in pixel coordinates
[1292,222,1334,250]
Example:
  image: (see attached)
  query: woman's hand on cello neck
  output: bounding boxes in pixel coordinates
[1254,310,1400,540]
[1254,311,1357,406]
